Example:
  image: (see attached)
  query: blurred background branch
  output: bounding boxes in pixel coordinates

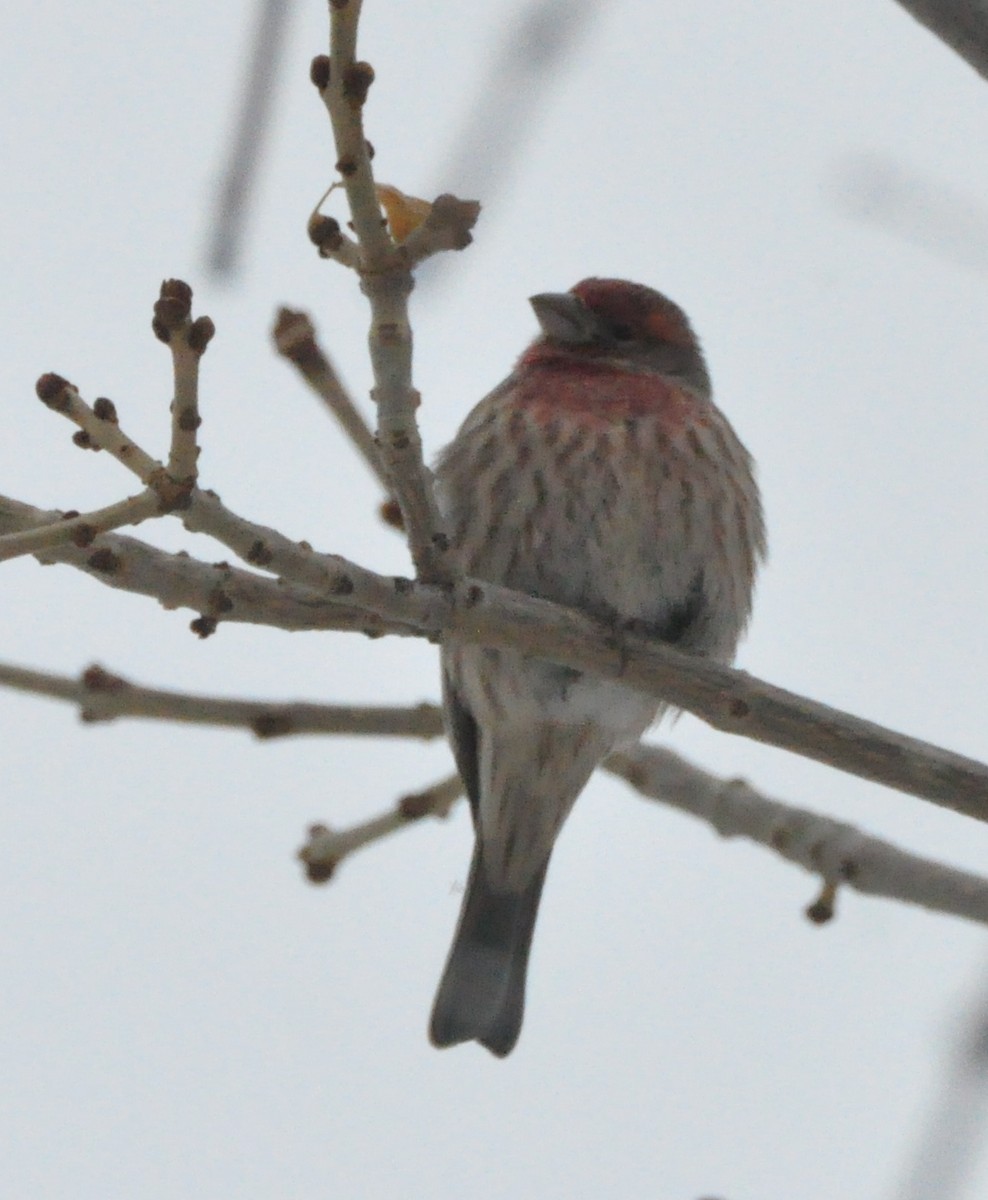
[892,1,988,81]
[206,0,295,278]
[830,151,988,276]
[894,967,988,1199]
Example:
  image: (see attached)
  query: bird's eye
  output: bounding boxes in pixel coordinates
[610,323,635,341]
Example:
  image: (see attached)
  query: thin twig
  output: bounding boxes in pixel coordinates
[0,660,443,738]
[297,736,988,931]
[0,494,418,637]
[272,307,389,491]
[182,488,412,615]
[320,0,451,583]
[3,632,987,930]
[606,745,988,927]
[298,771,464,881]
[35,378,164,486]
[165,330,208,485]
[0,491,160,563]
[324,0,389,262]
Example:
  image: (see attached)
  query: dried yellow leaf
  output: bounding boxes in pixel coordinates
[376,184,433,242]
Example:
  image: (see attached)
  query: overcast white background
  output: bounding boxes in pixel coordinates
[3,2,988,1197]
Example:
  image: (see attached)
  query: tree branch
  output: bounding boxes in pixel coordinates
[0,491,160,563]
[891,0,988,81]
[294,736,988,932]
[313,4,479,583]
[205,0,293,277]
[0,494,416,637]
[4,648,986,929]
[4,474,986,815]
[298,771,464,882]
[605,746,988,927]
[315,3,445,582]
[0,660,443,738]
[272,306,389,493]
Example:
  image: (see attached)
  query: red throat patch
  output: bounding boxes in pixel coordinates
[512,356,700,432]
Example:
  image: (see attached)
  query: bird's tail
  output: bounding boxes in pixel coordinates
[429,841,550,1057]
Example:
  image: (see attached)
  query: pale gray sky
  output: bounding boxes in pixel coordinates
[3,3,988,1198]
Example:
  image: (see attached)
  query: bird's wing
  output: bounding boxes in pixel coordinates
[442,668,481,820]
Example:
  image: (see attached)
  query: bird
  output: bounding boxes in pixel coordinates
[429,277,765,1056]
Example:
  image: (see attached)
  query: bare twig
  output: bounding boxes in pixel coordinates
[606,746,988,927]
[323,2,389,263]
[181,488,413,614]
[3,285,215,566]
[154,279,213,483]
[0,660,443,738]
[4,637,986,930]
[318,2,456,583]
[0,494,417,637]
[298,771,464,881]
[431,580,988,820]
[891,0,988,82]
[297,737,988,931]
[0,491,160,563]
[35,377,165,488]
[272,307,389,491]
[399,194,483,268]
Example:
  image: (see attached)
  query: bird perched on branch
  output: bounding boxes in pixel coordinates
[430,277,765,1056]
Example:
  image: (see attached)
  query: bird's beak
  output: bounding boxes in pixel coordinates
[528,292,598,345]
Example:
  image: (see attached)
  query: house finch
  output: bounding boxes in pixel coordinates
[429,278,765,1056]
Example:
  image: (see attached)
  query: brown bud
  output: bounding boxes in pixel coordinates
[71,523,98,548]
[188,316,215,354]
[272,308,322,372]
[343,61,375,105]
[82,665,126,692]
[211,589,234,614]
[309,54,330,90]
[806,881,838,925]
[160,278,193,310]
[176,406,201,432]
[303,859,336,884]
[246,540,274,566]
[398,791,435,821]
[87,548,121,574]
[252,712,293,739]
[379,498,404,529]
[307,214,343,255]
[93,396,118,423]
[36,373,74,411]
[153,279,193,342]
